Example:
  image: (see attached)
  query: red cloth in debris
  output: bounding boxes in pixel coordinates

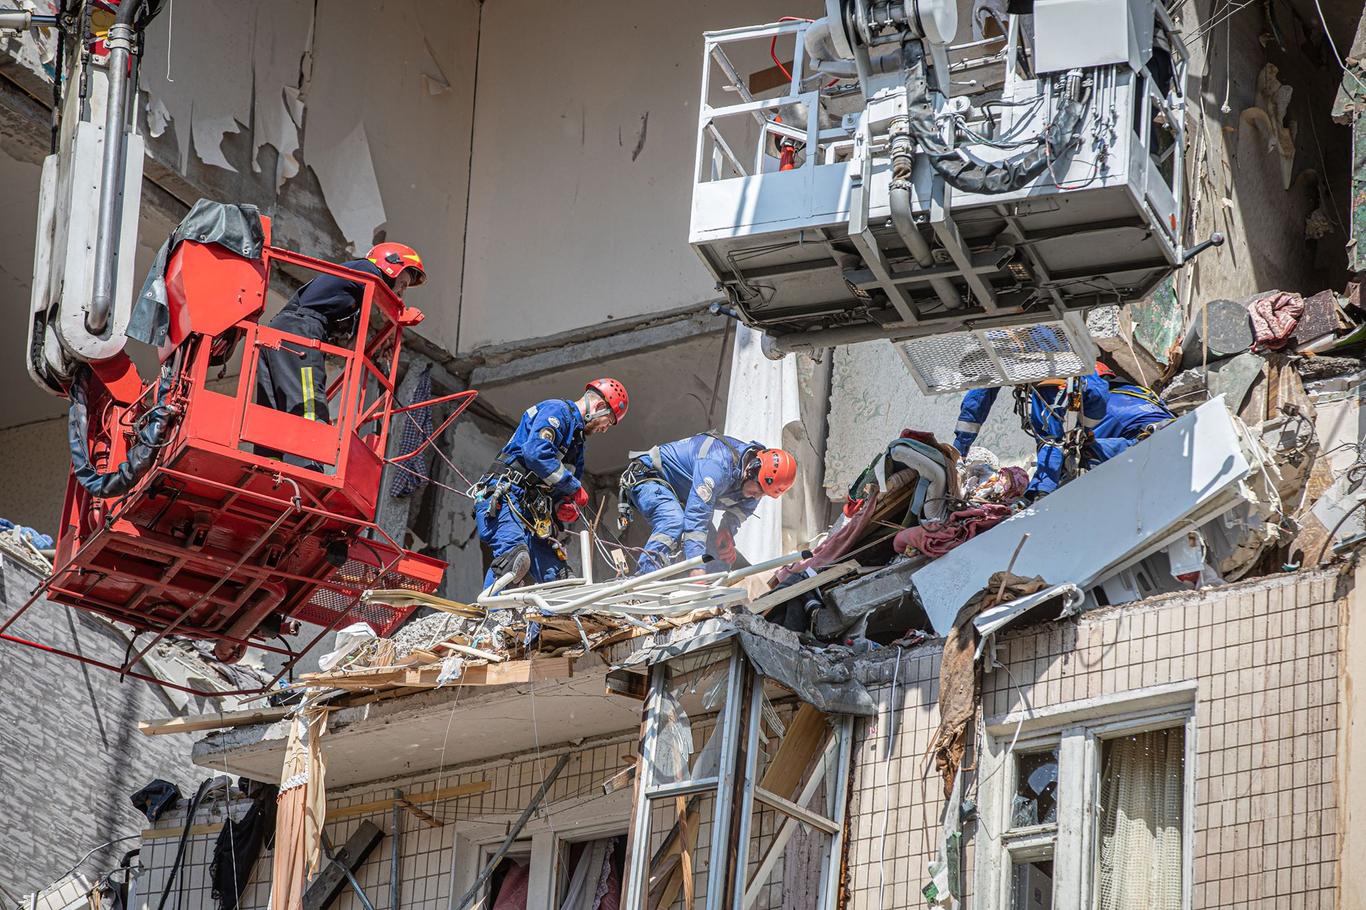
[1249,291,1305,352]
[893,503,1013,559]
[775,489,881,584]
[491,861,530,910]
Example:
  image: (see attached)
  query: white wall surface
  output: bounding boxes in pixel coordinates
[457,0,819,350]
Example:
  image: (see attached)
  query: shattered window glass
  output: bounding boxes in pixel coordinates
[1011,749,1059,828]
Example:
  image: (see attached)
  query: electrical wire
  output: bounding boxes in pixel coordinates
[27,835,142,901]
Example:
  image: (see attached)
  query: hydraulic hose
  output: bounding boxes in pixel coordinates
[888,116,960,311]
[903,41,1090,195]
[68,365,178,499]
[87,0,144,335]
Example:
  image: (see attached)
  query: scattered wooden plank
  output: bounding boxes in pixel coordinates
[745,562,859,615]
[760,704,830,798]
[326,780,491,822]
[438,642,507,663]
[138,706,294,736]
[402,656,572,688]
[398,797,445,828]
[303,820,383,910]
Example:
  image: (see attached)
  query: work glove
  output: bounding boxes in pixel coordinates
[555,501,580,524]
[572,486,589,508]
[715,527,738,566]
[397,306,425,327]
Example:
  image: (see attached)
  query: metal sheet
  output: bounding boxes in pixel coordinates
[911,399,1257,634]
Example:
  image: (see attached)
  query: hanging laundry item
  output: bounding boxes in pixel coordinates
[1248,290,1305,352]
[893,503,1013,559]
[390,365,435,497]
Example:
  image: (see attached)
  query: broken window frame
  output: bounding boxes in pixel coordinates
[975,685,1197,910]
[621,641,855,910]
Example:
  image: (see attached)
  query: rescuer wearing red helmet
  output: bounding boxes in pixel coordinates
[618,433,797,576]
[255,243,427,466]
[472,379,628,590]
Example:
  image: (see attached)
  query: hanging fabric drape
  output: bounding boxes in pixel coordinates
[558,838,615,910]
[1096,728,1185,910]
[269,698,329,910]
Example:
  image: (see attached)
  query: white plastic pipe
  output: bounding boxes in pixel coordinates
[536,556,705,615]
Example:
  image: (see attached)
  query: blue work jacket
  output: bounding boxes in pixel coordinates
[643,434,762,559]
[495,399,586,498]
[953,373,1108,495]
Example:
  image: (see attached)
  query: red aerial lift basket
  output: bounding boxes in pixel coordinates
[0,221,475,695]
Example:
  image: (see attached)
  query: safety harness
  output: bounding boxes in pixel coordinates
[471,419,585,541]
[616,433,759,532]
[1012,378,1089,480]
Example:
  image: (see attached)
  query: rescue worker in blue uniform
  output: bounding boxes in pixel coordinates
[952,366,1109,498]
[1090,372,1176,459]
[255,242,426,467]
[952,362,1174,497]
[473,379,629,589]
[619,434,798,575]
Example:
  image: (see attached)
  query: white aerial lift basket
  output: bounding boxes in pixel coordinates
[687,0,1208,391]
[893,312,1099,395]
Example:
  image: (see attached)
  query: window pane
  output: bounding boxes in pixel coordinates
[1012,749,1059,828]
[1096,727,1185,910]
[1011,858,1054,910]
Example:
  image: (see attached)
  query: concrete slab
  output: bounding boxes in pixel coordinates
[910,399,1259,634]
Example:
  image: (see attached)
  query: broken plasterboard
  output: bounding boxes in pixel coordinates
[911,398,1261,634]
[311,121,387,252]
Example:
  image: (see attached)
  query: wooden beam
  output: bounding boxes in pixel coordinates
[303,821,384,910]
[752,786,840,834]
[402,656,572,688]
[138,706,294,736]
[745,562,859,615]
[326,780,491,823]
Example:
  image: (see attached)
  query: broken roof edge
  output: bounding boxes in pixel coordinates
[190,650,619,768]
[983,563,1351,649]
[615,611,879,715]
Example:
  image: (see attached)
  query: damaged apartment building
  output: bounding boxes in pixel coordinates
[0,0,1365,908]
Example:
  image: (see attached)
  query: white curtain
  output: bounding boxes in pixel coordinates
[1096,728,1185,910]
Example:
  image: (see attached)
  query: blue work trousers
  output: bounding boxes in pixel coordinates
[473,494,566,587]
[629,481,688,575]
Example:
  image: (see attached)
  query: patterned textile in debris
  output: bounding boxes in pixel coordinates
[389,365,434,497]
[1248,290,1305,352]
[893,503,1013,559]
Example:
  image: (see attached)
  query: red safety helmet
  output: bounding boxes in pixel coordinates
[755,448,798,497]
[367,242,427,287]
[585,378,629,423]
[1094,361,1115,379]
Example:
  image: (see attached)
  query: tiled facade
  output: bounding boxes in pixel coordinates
[135,566,1350,909]
[846,566,1347,910]
[136,731,639,910]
